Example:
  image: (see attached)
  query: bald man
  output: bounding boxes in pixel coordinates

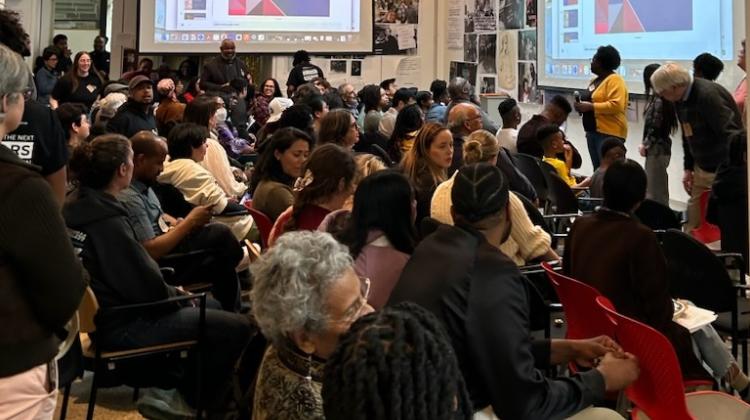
[448,103,538,202]
[448,103,483,173]
[119,131,244,312]
[201,39,252,92]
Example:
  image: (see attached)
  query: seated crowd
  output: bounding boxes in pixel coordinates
[3,9,750,419]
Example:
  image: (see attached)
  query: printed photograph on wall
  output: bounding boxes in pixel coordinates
[498,0,523,30]
[478,34,497,74]
[351,60,362,76]
[473,0,497,32]
[518,62,542,104]
[450,61,478,88]
[464,33,478,62]
[330,60,347,74]
[374,23,418,55]
[518,29,537,61]
[464,0,475,33]
[497,31,517,90]
[375,0,419,24]
[526,0,537,27]
[480,76,497,94]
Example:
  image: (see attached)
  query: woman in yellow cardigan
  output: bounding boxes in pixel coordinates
[574,45,629,169]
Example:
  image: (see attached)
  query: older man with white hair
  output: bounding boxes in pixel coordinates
[650,63,745,232]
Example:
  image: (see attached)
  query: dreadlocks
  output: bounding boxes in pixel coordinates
[322,302,473,420]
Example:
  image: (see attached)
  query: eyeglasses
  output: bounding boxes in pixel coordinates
[331,276,371,325]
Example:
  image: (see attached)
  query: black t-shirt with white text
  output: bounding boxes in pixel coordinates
[286,63,324,89]
[2,100,68,176]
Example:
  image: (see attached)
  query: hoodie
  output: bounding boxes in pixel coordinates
[63,187,177,330]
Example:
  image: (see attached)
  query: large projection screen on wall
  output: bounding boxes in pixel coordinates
[138,0,374,54]
[538,0,745,94]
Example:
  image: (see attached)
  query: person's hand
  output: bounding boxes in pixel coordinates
[574,101,594,113]
[185,205,213,228]
[682,170,694,194]
[638,144,647,157]
[596,352,640,392]
[573,336,622,367]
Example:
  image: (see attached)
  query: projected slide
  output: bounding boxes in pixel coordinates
[595,0,693,34]
[228,0,330,17]
[140,0,371,54]
[537,0,736,93]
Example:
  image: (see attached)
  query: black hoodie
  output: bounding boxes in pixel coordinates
[63,187,177,330]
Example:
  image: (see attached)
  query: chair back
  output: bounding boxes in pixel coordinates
[596,297,695,420]
[540,165,579,214]
[634,199,681,231]
[541,262,613,340]
[660,229,735,313]
[691,190,721,244]
[512,153,549,203]
[244,201,273,249]
[78,287,100,334]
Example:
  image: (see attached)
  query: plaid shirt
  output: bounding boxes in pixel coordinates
[642,96,672,151]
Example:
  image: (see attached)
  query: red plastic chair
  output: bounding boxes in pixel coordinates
[596,296,750,420]
[691,190,720,245]
[243,200,273,249]
[541,262,614,340]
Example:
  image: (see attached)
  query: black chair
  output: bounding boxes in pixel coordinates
[512,153,549,205]
[660,229,750,373]
[635,199,681,231]
[541,165,602,215]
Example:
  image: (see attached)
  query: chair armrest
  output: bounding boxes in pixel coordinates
[98,293,207,317]
[542,213,580,220]
[577,197,604,203]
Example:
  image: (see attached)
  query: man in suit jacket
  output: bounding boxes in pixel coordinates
[201,39,252,92]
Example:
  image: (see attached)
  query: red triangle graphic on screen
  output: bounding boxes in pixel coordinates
[621,0,645,32]
[228,0,246,14]
[262,0,284,15]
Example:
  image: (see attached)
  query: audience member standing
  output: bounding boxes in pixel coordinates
[286,49,324,97]
[0,44,85,420]
[574,45,628,169]
[107,75,156,138]
[41,34,72,74]
[496,98,521,152]
[357,84,388,134]
[201,39,252,92]
[693,52,724,82]
[51,51,104,109]
[34,47,59,106]
[90,35,110,78]
[650,63,744,232]
[639,64,678,206]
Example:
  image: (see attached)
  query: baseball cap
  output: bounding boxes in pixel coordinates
[267,97,294,123]
[128,75,152,92]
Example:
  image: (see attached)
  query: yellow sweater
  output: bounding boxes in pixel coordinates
[543,156,576,187]
[430,175,551,266]
[591,73,629,139]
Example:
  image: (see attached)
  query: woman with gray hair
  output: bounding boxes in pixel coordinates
[250,230,374,420]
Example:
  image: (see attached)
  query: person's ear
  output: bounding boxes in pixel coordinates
[289,330,316,355]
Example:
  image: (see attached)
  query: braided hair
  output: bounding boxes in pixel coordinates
[322,302,473,420]
[451,162,509,229]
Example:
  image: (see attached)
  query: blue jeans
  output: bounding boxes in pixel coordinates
[586,131,623,170]
[692,325,734,379]
[97,303,253,409]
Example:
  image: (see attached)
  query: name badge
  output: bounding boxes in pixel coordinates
[86,84,97,93]
[157,215,170,233]
[682,122,693,138]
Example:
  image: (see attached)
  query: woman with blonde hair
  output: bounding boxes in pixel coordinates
[401,122,453,224]
[431,129,559,266]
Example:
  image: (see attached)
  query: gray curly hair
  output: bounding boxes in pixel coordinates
[0,44,29,115]
[250,230,353,345]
